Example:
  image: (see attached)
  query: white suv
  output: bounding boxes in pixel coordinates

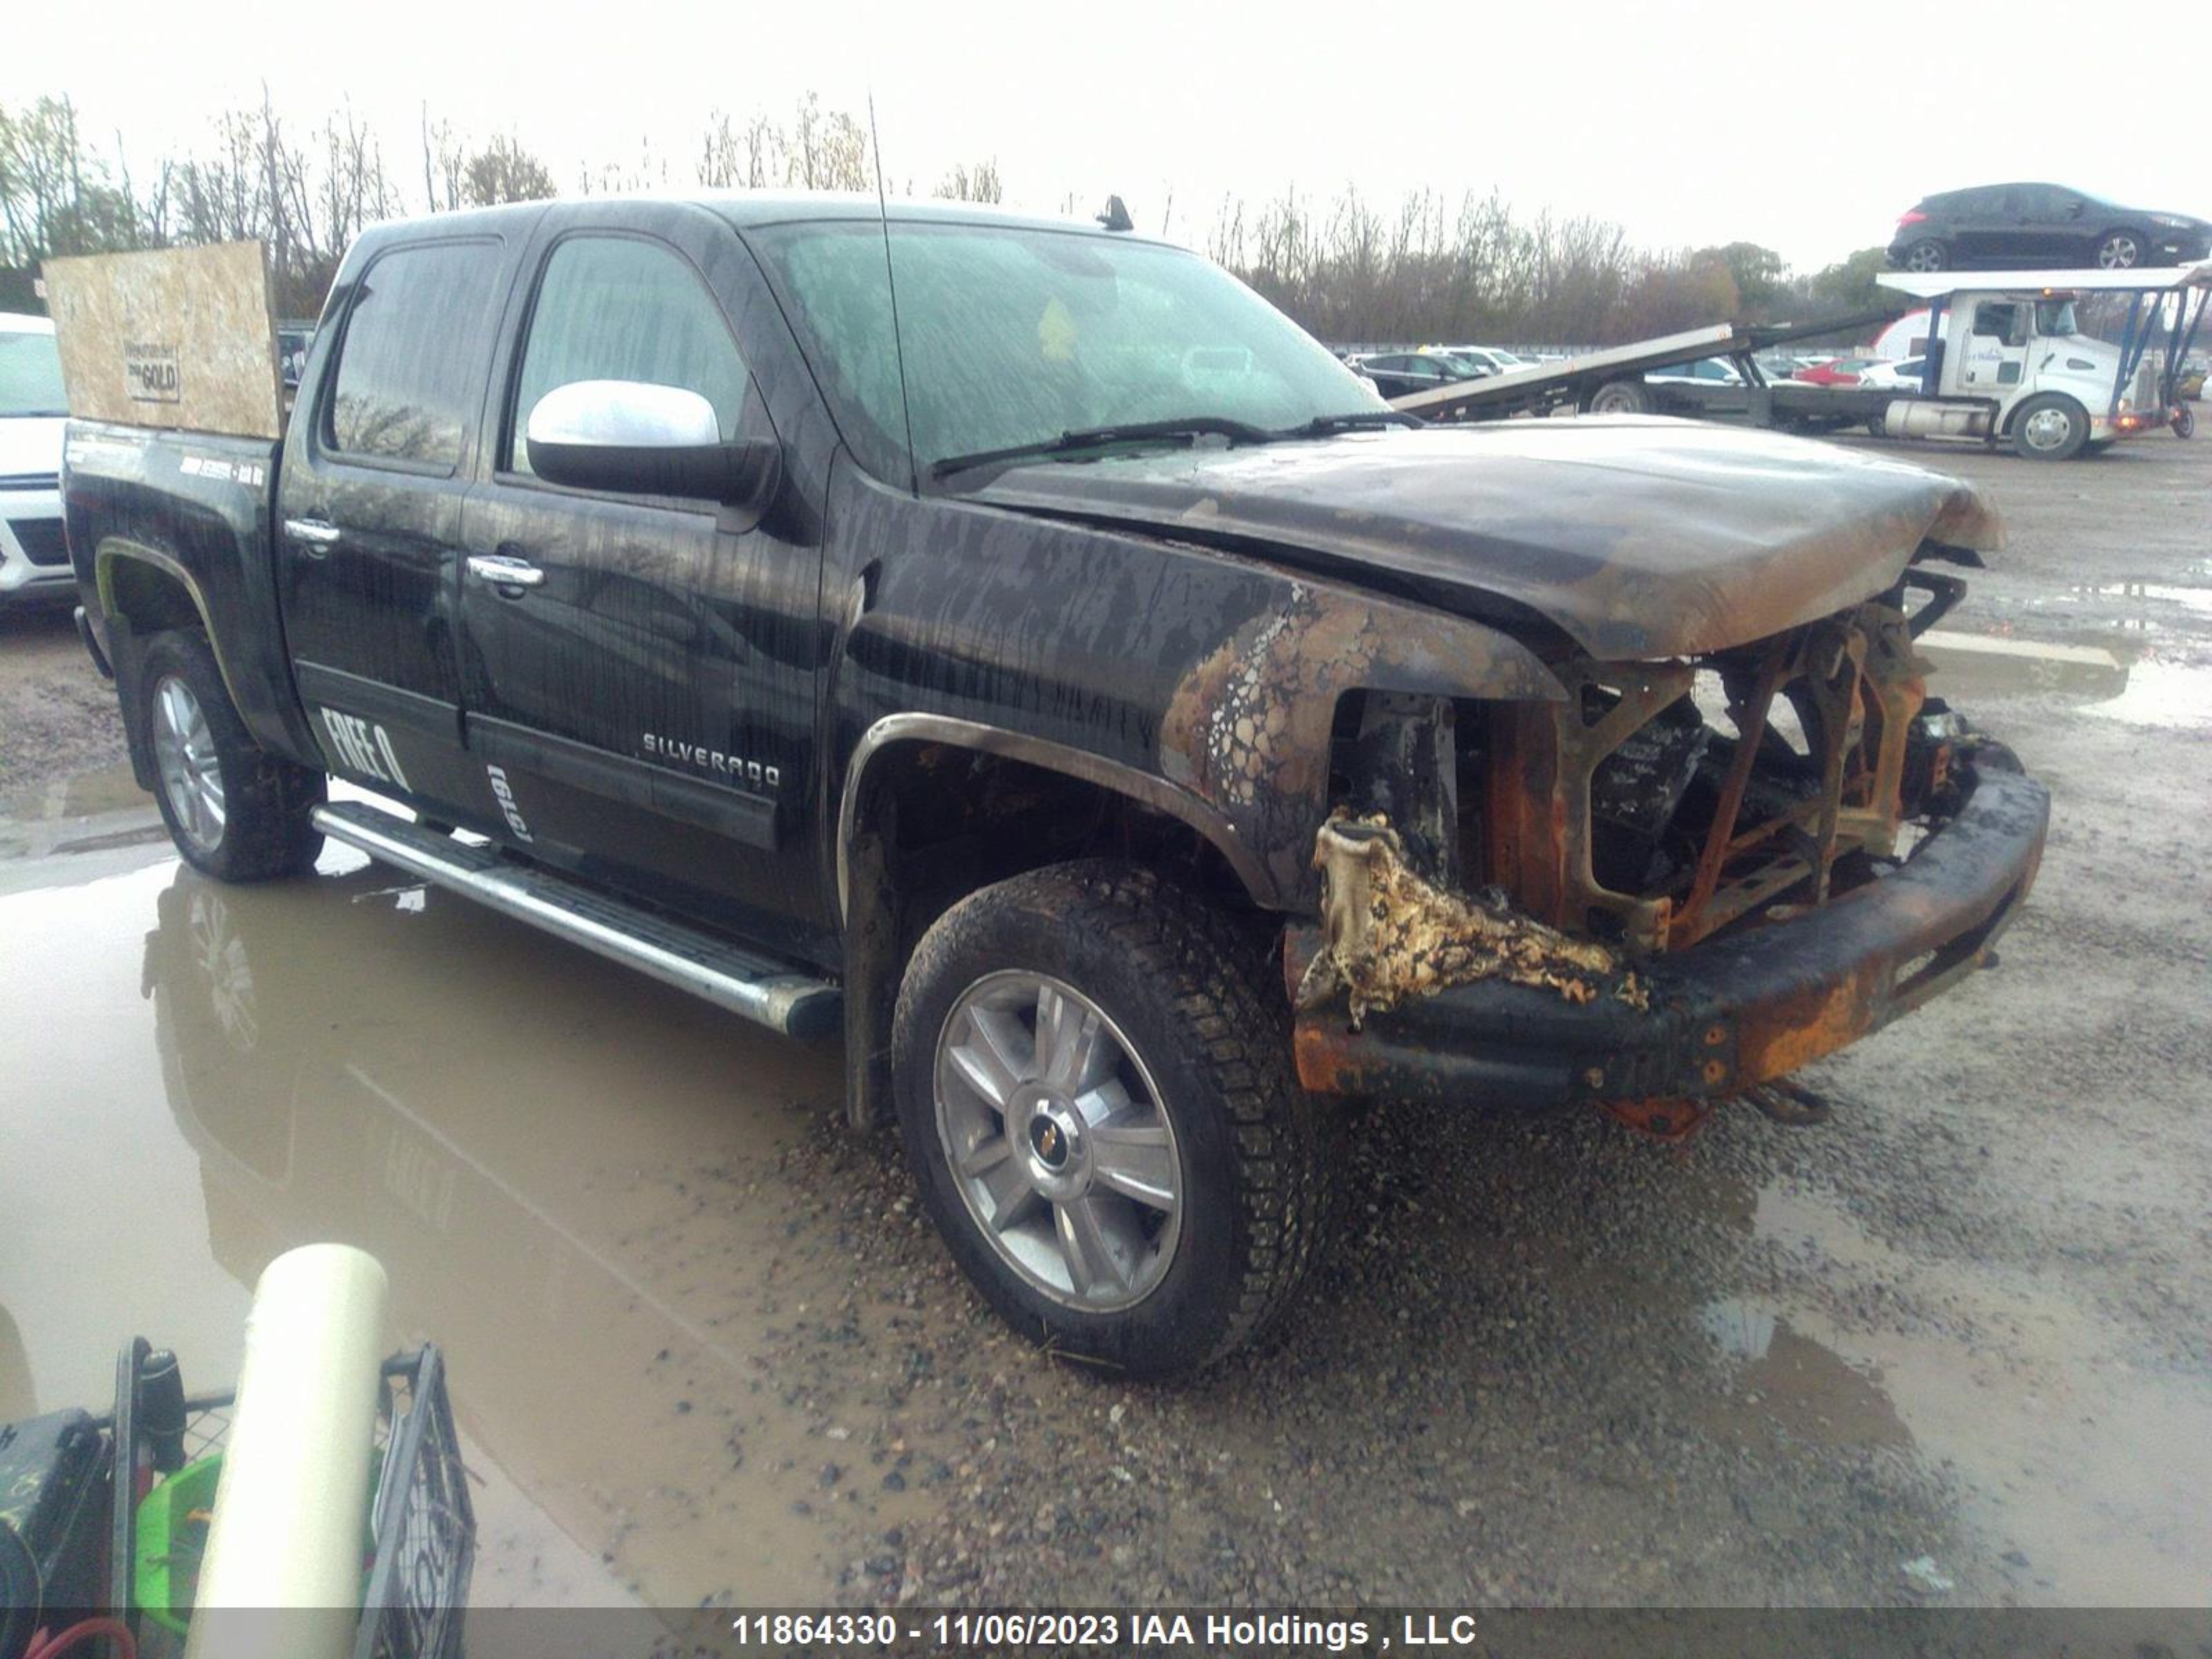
[1,313,71,608]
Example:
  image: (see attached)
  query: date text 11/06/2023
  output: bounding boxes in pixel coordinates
[726,1611,1487,1649]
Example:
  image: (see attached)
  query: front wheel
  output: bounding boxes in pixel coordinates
[2173,404,2195,440]
[140,629,326,881]
[892,863,1330,1375]
[2094,229,2144,270]
[2011,393,2089,461]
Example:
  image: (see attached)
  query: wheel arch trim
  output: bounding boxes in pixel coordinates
[94,538,254,719]
[834,713,1280,924]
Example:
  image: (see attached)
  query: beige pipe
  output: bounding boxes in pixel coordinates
[183,1244,390,1659]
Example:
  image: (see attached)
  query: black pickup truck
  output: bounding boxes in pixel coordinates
[64,195,2049,1374]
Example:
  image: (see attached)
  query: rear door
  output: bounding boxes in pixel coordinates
[2009,185,2077,264]
[456,215,826,939]
[279,235,514,811]
[1949,187,2015,265]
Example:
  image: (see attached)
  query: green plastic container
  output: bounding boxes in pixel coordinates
[133,1452,385,1635]
[132,1453,224,1635]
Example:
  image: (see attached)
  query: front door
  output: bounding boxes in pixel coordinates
[1957,299,2031,398]
[2008,185,2079,265]
[457,228,826,944]
[280,236,512,812]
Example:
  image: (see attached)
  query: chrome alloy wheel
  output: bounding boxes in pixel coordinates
[2021,404,2075,453]
[1904,241,1946,272]
[933,970,1183,1310]
[2096,234,2140,270]
[152,675,225,854]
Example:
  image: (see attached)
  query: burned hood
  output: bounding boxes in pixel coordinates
[965,418,2002,659]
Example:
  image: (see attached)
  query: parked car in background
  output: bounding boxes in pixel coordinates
[1888,183,2212,272]
[1857,357,1929,391]
[1434,344,1539,377]
[0,313,72,610]
[1351,351,1490,399]
[276,323,316,389]
[1796,356,1884,388]
[1647,357,1742,386]
[2180,357,2206,400]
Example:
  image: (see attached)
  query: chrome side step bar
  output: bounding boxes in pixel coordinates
[311,800,842,1040]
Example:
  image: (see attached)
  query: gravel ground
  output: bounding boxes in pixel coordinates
[0,603,127,803]
[3,422,2208,1620]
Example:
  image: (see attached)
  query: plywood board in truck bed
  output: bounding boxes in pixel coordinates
[43,241,284,440]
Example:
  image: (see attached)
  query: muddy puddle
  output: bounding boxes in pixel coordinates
[1685,1180,2212,1604]
[0,837,965,1612]
[1920,629,2212,729]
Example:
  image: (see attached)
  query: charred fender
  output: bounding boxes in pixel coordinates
[1160,578,1563,906]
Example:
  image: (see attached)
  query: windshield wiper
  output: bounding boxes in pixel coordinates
[928,409,1418,482]
[1277,411,1420,436]
[930,417,1277,481]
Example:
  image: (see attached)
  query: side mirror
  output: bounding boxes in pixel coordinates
[525,380,780,512]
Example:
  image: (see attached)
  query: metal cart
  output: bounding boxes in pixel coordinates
[100,1338,474,1659]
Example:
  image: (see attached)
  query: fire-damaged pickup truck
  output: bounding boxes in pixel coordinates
[63,196,2049,1374]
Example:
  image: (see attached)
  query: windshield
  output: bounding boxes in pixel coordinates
[0,328,67,419]
[749,220,1386,485]
[2035,299,2080,337]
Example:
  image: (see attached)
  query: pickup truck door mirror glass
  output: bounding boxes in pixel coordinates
[524,379,780,508]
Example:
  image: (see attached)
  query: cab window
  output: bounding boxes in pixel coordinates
[326,241,505,470]
[507,236,751,478]
[1971,302,2024,346]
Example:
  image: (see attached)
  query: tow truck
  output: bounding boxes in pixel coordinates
[1395,259,2211,460]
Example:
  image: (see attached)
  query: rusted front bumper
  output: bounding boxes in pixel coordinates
[1283,758,2049,1109]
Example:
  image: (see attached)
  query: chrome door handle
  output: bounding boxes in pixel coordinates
[284,517,342,549]
[467,554,545,590]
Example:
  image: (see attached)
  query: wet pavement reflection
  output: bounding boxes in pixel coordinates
[0,830,937,1609]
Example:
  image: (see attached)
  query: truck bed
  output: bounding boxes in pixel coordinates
[64,420,315,767]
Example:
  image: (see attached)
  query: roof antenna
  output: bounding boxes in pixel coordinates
[868,92,919,492]
[1096,194,1134,233]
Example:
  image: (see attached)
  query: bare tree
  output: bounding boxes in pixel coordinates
[932,160,1003,204]
[785,93,869,192]
[699,109,782,189]
[464,133,556,206]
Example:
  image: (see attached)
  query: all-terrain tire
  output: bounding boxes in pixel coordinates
[892,861,1331,1376]
[140,628,326,881]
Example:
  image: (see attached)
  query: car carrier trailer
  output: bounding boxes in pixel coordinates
[1869,262,2209,457]
[1396,259,2211,460]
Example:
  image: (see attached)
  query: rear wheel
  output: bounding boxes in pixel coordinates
[141,629,325,881]
[2011,393,2090,461]
[892,862,1329,1376]
[2094,229,2144,270]
[1588,378,1654,415]
[1900,238,1949,272]
[2173,404,2195,440]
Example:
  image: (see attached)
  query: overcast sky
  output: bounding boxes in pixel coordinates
[8,0,2208,274]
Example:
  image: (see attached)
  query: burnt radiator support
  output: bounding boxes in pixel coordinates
[1674,633,1792,945]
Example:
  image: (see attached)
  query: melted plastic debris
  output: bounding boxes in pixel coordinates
[1295,812,1649,1029]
